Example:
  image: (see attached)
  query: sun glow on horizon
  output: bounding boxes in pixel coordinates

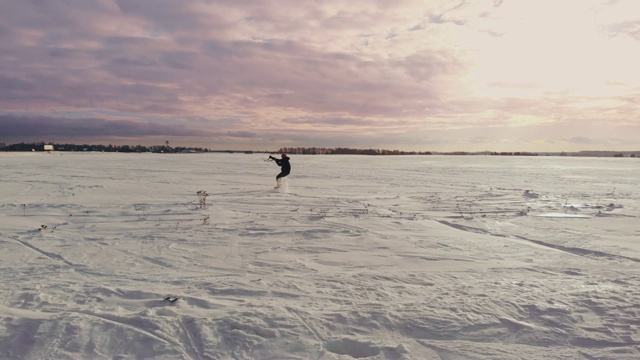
[462,1,640,101]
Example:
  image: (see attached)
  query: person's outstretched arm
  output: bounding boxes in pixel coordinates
[269,155,282,165]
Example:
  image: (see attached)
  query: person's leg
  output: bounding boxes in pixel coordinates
[275,172,284,188]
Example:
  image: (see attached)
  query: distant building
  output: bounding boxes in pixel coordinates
[44,144,54,152]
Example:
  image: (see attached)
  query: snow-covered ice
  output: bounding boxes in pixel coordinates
[1,152,639,359]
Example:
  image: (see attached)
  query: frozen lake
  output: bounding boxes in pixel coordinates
[1,152,639,359]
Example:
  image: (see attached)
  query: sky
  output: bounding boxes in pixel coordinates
[0,0,639,152]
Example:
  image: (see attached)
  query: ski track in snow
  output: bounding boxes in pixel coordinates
[1,153,639,359]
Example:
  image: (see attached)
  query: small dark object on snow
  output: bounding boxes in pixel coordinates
[164,296,180,303]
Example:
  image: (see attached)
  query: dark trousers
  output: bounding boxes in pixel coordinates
[276,171,290,179]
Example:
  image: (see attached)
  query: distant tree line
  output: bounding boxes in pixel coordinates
[2,142,637,157]
[0,142,210,153]
[278,147,433,155]
[489,152,539,156]
[278,148,542,156]
[567,151,638,158]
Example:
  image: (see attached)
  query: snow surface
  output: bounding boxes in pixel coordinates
[1,152,639,360]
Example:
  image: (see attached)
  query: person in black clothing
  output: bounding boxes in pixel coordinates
[269,153,291,188]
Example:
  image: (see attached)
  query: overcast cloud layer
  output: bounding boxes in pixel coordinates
[0,0,639,151]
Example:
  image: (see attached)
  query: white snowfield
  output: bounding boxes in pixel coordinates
[1,153,639,360]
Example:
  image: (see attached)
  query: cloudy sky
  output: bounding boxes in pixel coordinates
[1,0,639,151]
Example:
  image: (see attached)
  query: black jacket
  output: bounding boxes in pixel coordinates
[271,156,291,173]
